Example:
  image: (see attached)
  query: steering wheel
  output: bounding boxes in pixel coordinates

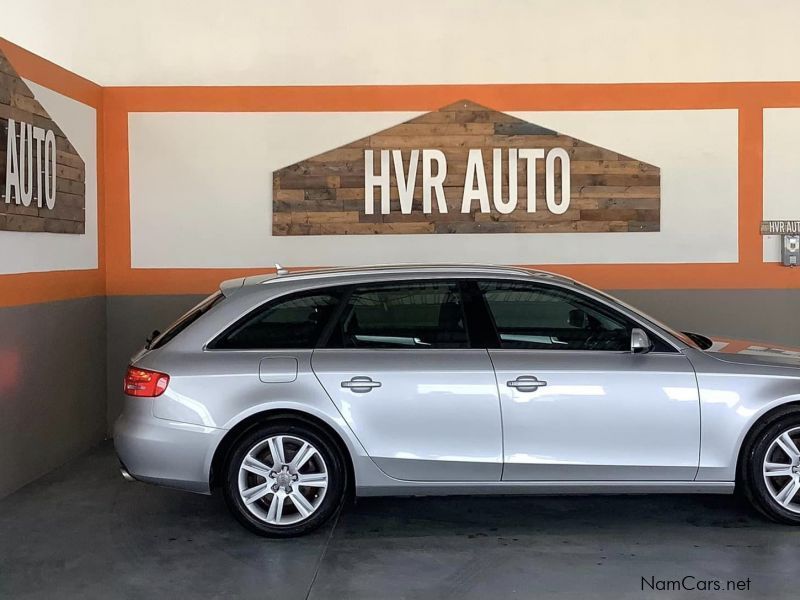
[582,314,606,350]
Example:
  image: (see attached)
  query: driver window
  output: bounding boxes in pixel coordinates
[479,281,632,351]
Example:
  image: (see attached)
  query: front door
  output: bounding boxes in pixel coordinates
[312,280,502,482]
[476,280,700,481]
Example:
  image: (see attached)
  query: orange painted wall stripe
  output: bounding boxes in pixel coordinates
[0,38,101,109]
[0,270,104,307]
[103,263,798,297]
[107,82,800,113]
[738,105,763,265]
[102,97,129,298]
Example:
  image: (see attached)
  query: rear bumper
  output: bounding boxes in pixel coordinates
[113,398,225,494]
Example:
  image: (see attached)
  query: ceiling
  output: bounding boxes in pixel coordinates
[2,0,800,87]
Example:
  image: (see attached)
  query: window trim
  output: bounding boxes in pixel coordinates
[202,275,683,354]
[473,278,680,354]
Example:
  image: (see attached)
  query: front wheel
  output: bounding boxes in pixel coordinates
[742,413,800,524]
[223,421,347,537]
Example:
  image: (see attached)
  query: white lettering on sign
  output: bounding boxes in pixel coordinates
[5,118,57,209]
[518,148,544,212]
[422,149,447,215]
[462,148,490,213]
[364,148,570,216]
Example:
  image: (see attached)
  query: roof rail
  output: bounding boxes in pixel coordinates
[249,263,572,286]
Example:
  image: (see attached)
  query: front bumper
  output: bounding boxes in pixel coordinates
[113,397,225,494]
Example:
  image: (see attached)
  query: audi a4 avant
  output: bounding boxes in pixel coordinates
[115,264,800,537]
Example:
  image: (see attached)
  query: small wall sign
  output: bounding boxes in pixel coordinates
[0,49,85,234]
[760,220,800,235]
[272,100,661,236]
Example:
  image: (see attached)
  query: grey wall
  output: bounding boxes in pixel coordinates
[106,295,204,429]
[0,297,107,498]
[613,289,800,346]
[103,289,800,430]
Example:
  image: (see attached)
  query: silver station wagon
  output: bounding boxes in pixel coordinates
[115,264,800,537]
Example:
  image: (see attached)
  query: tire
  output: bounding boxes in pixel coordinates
[742,411,800,524]
[223,420,347,537]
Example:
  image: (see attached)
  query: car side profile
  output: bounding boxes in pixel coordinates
[115,264,800,537]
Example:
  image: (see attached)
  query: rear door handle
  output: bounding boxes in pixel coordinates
[507,376,547,392]
[341,376,382,393]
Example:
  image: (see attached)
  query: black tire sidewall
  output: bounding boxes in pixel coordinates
[223,421,347,537]
[745,414,800,524]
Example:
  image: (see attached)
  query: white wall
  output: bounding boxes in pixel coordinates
[0,80,98,275]
[128,109,738,269]
[763,109,800,262]
[2,0,800,86]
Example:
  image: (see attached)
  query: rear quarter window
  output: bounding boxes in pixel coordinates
[150,292,224,350]
[209,289,342,350]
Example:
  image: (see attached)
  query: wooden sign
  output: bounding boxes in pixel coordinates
[760,220,800,235]
[273,100,660,236]
[0,48,85,234]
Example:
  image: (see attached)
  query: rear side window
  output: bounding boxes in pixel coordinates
[210,290,341,350]
[326,281,469,349]
[150,292,224,350]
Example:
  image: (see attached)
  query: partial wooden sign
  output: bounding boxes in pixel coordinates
[0,48,85,234]
[273,100,660,236]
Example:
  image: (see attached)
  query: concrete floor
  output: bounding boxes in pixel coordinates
[1,443,797,599]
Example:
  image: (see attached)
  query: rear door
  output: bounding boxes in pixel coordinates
[312,280,503,481]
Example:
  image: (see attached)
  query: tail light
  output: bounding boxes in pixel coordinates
[124,366,169,397]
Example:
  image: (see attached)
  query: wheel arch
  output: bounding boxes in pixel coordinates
[735,400,800,484]
[209,408,356,495]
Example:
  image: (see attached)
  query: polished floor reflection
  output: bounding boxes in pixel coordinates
[1,442,797,599]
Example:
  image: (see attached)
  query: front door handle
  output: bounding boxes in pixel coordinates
[507,375,547,392]
[341,376,382,393]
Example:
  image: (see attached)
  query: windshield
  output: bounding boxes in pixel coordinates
[573,283,701,350]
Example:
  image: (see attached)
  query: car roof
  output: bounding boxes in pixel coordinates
[220,263,576,295]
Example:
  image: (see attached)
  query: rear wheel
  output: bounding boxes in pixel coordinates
[223,421,347,537]
[742,413,800,524]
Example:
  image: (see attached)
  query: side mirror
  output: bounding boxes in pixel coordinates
[630,328,652,354]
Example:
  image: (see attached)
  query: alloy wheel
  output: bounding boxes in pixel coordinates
[762,426,800,513]
[237,434,329,525]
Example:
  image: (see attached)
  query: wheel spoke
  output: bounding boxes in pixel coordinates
[266,492,285,523]
[765,462,794,477]
[296,472,328,488]
[267,436,287,467]
[242,455,272,479]
[291,442,317,471]
[241,481,271,505]
[777,433,800,461]
[775,478,800,506]
[290,491,314,518]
